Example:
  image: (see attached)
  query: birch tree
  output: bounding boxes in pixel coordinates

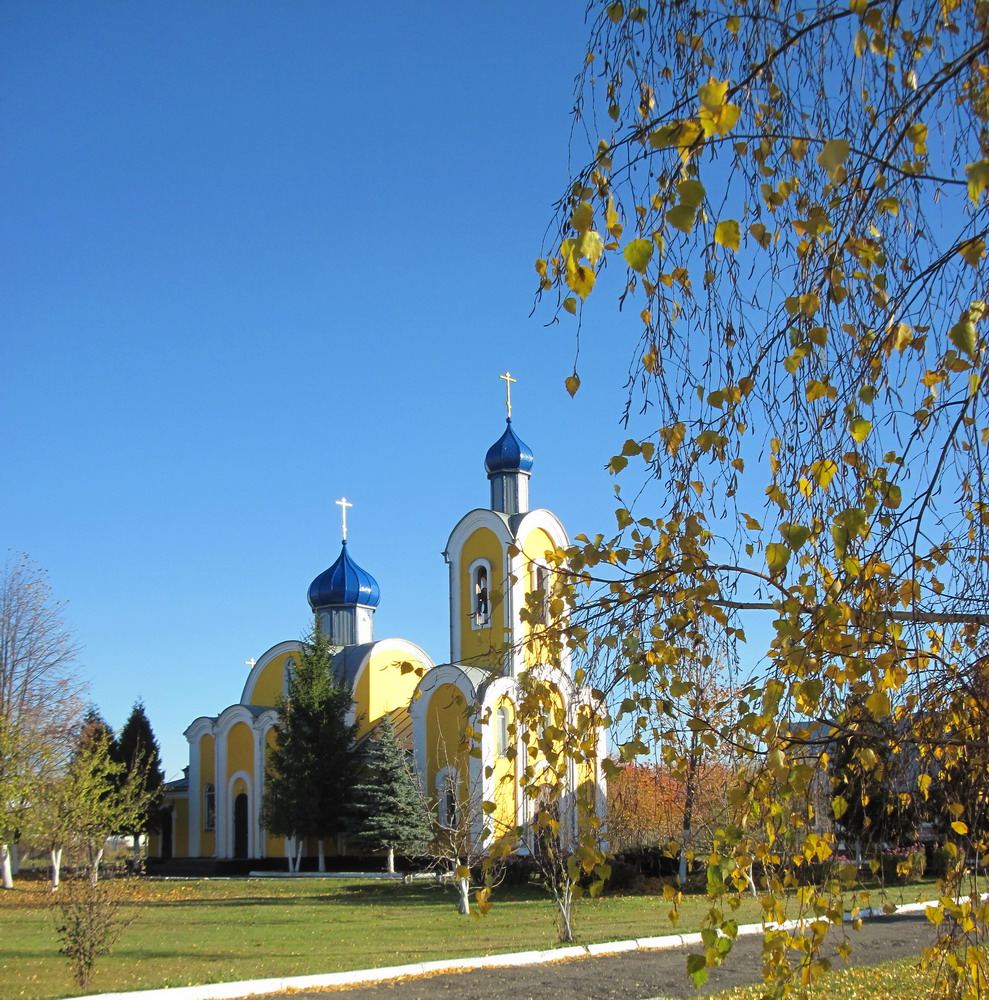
[535,1,989,994]
[0,557,82,889]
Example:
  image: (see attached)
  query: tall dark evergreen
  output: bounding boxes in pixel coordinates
[261,621,360,869]
[829,701,918,852]
[351,718,431,873]
[79,707,116,756]
[116,701,165,841]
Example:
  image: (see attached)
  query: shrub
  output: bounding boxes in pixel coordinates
[51,876,138,989]
[879,845,926,883]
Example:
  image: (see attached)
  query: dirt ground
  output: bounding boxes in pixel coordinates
[276,912,932,1000]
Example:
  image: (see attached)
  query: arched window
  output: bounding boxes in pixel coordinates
[469,559,491,628]
[203,783,216,832]
[496,706,510,757]
[530,563,550,623]
[436,766,460,829]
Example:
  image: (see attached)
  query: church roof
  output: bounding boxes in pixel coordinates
[308,541,381,609]
[484,418,534,475]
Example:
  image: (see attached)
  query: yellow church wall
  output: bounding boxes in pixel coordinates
[199,733,216,857]
[353,647,428,739]
[426,683,469,799]
[491,696,517,840]
[524,683,566,787]
[264,729,282,857]
[459,527,504,668]
[226,722,254,783]
[248,652,293,707]
[575,707,598,813]
[522,527,557,667]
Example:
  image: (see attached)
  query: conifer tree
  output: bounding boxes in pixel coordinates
[116,702,164,868]
[351,718,431,873]
[261,621,360,871]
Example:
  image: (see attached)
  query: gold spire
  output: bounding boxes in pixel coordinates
[499,370,517,418]
[335,496,353,541]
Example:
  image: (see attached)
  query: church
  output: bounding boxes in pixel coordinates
[153,379,608,866]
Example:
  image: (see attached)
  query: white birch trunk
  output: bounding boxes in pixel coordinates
[387,846,395,874]
[556,881,575,943]
[51,848,63,890]
[90,843,105,885]
[456,876,470,915]
[0,844,13,889]
[317,839,325,873]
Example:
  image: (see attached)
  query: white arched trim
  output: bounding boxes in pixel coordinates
[409,665,481,783]
[505,509,571,677]
[443,507,514,559]
[226,770,255,859]
[512,507,570,550]
[240,639,303,706]
[477,675,521,838]
[255,709,278,858]
[184,716,216,744]
[183,717,217,857]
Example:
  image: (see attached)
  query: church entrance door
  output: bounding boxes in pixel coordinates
[233,794,249,858]
[161,810,173,860]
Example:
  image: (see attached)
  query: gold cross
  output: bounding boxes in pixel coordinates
[336,497,353,541]
[499,371,516,418]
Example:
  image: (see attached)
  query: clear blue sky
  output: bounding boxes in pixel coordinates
[2,2,645,777]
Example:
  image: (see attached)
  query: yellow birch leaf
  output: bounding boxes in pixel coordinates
[563,296,577,314]
[766,542,790,575]
[571,201,594,234]
[849,416,872,442]
[865,690,891,718]
[949,319,977,355]
[624,238,654,272]
[568,263,596,299]
[714,220,741,251]
[966,160,989,204]
[677,179,706,208]
[959,238,986,267]
[698,79,729,110]
[579,229,605,264]
[952,820,969,835]
[812,458,838,488]
[717,103,741,134]
[817,139,850,181]
[666,204,696,234]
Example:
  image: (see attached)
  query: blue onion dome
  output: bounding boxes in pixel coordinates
[484,418,534,475]
[307,541,381,609]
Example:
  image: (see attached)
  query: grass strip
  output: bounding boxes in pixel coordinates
[0,875,945,1000]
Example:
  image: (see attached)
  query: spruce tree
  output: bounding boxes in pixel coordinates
[351,718,431,873]
[261,621,360,870]
[116,702,165,865]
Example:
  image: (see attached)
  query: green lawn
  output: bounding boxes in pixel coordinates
[0,875,944,1000]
